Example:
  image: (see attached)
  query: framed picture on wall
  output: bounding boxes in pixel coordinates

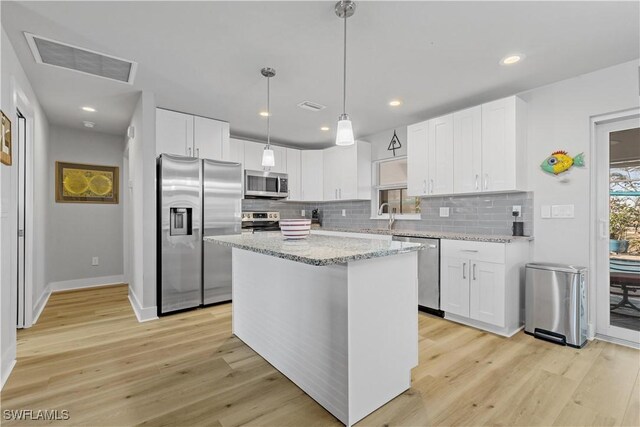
[1,110,11,166]
[55,161,119,204]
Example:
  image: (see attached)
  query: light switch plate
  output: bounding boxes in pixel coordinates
[92,257,99,266]
[551,204,575,218]
[541,205,551,218]
[512,205,522,217]
[301,209,305,217]
[342,209,346,217]
[439,207,450,217]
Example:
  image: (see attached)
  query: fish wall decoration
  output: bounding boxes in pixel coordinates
[540,150,585,175]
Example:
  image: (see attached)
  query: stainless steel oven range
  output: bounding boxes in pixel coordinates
[241,211,280,233]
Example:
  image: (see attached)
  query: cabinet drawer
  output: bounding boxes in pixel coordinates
[441,239,505,264]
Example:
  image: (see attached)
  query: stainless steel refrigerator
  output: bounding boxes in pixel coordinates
[157,154,242,316]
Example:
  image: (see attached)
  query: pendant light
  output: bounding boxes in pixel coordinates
[261,67,276,168]
[335,0,356,146]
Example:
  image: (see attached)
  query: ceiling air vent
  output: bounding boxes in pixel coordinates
[24,32,137,84]
[297,101,326,112]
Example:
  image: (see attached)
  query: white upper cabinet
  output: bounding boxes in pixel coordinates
[286,148,302,201]
[481,96,527,192]
[323,141,371,201]
[194,116,229,161]
[406,96,527,197]
[156,108,229,161]
[407,120,429,197]
[243,141,286,173]
[453,106,482,194]
[228,138,245,165]
[427,114,454,195]
[301,150,324,201]
[156,108,194,157]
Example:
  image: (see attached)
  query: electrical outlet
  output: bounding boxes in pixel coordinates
[301,209,305,217]
[342,209,346,217]
[512,205,522,217]
[439,207,450,217]
[92,257,99,266]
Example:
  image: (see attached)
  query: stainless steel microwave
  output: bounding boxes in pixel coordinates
[244,170,289,199]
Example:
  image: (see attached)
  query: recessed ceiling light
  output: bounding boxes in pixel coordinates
[259,111,270,117]
[320,126,330,131]
[500,54,525,65]
[389,100,402,107]
[83,121,95,128]
[82,106,96,112]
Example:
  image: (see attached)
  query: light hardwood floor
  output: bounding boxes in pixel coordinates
[1,284,639,426]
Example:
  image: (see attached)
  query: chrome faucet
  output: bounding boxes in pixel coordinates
[377,203,396,230]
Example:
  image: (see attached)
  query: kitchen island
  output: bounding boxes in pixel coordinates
[205,232,422,426]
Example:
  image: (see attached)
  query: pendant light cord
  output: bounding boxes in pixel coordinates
[342,11,347,115]
[266,75,271,148]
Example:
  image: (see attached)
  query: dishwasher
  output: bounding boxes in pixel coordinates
[392,236,443,317]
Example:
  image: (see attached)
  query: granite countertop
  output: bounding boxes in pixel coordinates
[204,232,423,266]
[315,227,534,243]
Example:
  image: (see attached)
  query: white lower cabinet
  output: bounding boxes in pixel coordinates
[440,239,529,337]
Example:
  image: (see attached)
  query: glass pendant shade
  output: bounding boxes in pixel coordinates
[261,147,275,167]
[335,114,355,146]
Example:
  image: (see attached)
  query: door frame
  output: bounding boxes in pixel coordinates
[12,79,36,328]
[590,107,640,346]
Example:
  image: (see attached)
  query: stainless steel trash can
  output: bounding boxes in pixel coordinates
[525,263,588,348]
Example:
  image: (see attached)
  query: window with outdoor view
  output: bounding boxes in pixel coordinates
[374,157,420,216]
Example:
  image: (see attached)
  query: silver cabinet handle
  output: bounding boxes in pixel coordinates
[475,174,479,190]
[427,244,437,249]
[461,249,479,253]
[472,263,477,280]
[429,179,434,194]
[339,188,342,199]
[188,146,192,156]
[463,262,467,279]
[423,179,427,194]
[484,174,489,190]
[196,148,200,157]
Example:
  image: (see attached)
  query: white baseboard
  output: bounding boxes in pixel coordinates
[48,275,125,292]
[1,343,17,391]
[595,333,640,350]
[128,288,158,322]
[444,313,524,338]
[31,286,52,325]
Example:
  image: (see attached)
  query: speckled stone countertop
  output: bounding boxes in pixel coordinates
[204,232,423,266]
[315,227,534,243]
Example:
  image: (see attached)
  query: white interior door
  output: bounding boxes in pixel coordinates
[595,113,640,344]
[16,111,26,328]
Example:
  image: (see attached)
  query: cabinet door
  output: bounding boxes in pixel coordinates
[453,106,482,194]
[440,256,470,317]
[407,121,429,196]
[286,148,301,200]
[336,144,358,200]
[270,145,287,174]
[469,261,505,327]
[323,146,340,200]
[481,97,516,192]
[194,116,224,160]
[156,108,194,157]
[301,150,324,201]
[243,141,265,171]
[427,115,454,195]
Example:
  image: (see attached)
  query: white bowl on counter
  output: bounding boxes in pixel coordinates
[280,219,312,240]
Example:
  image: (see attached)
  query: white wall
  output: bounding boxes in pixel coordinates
[521,60,639,266]
[46,126,124,287]
[365,126,408,161]
[125,91,157,321]
[0,27,49,389]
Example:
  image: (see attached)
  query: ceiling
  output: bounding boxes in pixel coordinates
[610,128,640,165]
[2,1,639,148]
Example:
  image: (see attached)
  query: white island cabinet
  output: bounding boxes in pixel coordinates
[205,233,421,426]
